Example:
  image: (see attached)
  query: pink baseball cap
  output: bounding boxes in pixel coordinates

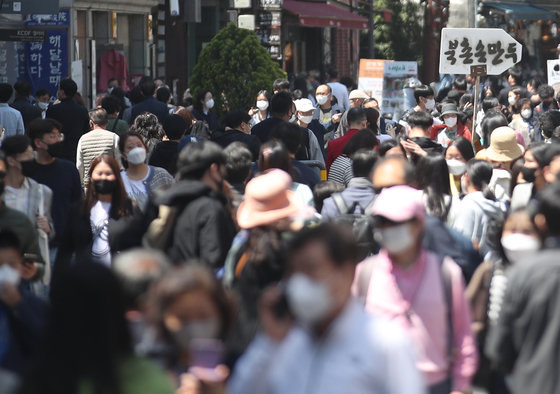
[371,185,425,222]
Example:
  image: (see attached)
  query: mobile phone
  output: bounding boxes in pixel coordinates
[189,338,224,370]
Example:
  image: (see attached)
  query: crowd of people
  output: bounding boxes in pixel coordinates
[0,66,560,394]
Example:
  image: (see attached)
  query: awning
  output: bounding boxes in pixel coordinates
[283,0,369,29]
[485,2,557,21]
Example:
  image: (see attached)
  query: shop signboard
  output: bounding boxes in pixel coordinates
[439,28,522,75]
[24,9,70,27]
[358,59,392,111]
[260,0,282,9]
[381,61,418,118]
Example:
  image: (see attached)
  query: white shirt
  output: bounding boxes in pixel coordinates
[90,200,112,266]
[121,170,149,211]
[229,300,425,394]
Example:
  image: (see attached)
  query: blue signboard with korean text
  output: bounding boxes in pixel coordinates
[24,9,70,27]
[26,29,68,97]
[0,9,69,97]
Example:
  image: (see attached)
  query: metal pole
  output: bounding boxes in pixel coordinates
[474,0,478,28]
[368,0,375,58]
[472,75,480,151]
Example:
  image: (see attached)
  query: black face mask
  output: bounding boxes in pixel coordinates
[93,180,116,195]
[0,180,4,196]
[19,159,39,177]
[46,141,65,158]
[520,166,537,183]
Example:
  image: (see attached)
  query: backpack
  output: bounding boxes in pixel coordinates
[190,120,212,140]
[141,188,188,251]
[331,193,379,261]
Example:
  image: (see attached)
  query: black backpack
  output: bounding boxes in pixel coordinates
[331,193,379,260]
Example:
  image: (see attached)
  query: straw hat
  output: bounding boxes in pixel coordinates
[486,126,524,162]
[237,169,304,229]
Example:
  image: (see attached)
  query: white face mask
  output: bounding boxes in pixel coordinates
[501,233,541,264]
[286,273,332,328]
[425,98,436,111]
[508,96,516,106]
[0,264,21,287]
[444,116,457,128]
[316,94,329,106]
[108,87,115,94]
[289,113,297,123]
[521,109,532,119]
[256,100,269,111]
[38,101,49,110]
[126,147,146,165]
[299,114,313,124]
[446,159,467,176]
[205,98,215,109]
[375,223,415,254]
[171,319,221,350]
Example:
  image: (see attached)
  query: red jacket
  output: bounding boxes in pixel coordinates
[430,122,472,142]
[326,128,359,171]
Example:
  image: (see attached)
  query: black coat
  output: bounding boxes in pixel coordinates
[214,129,261,161]
[54,201,133,271]
[46,98,90,163]
[10,97,41,128]
[155,180,236,268]
[130,97,169,125]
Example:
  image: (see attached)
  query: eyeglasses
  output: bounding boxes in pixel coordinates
[41,133,64,144]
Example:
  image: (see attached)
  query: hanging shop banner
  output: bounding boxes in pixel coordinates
[358,59,392,110]
[26,29,68,97]
[381,61,418,119]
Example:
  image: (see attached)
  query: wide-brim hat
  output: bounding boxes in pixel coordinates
[237,169,305,229]
[485,126,524,162]
[440,103,460,116]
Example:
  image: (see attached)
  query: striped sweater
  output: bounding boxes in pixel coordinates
[76,129,121,188]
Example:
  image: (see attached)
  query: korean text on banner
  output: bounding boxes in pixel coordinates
[358,59,392,111]
[439,28,522,75]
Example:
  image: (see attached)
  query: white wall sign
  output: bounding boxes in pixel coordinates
[382,61,418,119]
[439,28,522,75]
[547,59,560,89]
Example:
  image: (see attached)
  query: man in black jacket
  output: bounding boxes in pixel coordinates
[129,76,169,125]
[10,81,41,128]
[45,78,90,163]
[486,183,560,394]
[214,110,261,160]
[155,140,236,268]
